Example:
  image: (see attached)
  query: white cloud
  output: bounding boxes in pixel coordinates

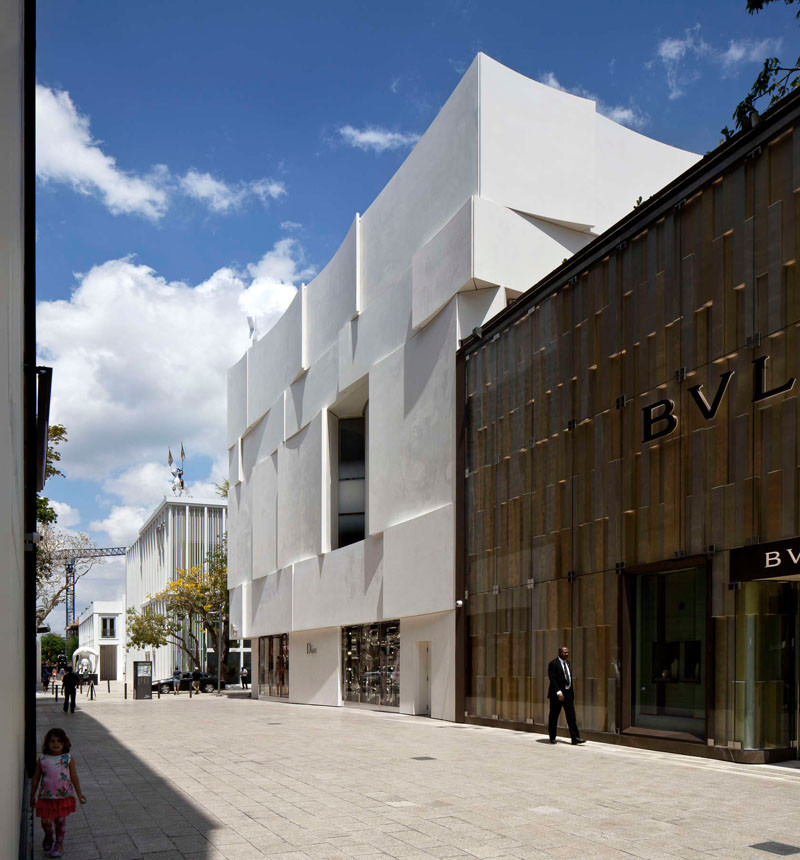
[539,73,649,131]
[37,238,315,493]
[102,462,174,507]
[719,37,782,71]
[338,124,420,153]
[280,220,302,231]
[36,83,288,219]
[50,500,80,528]
[90,505,149,546]
[36,84,169,220]
[179,170,286,213]
[653,25,781,99]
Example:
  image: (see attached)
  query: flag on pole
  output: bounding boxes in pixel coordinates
[180,442,186,461]
[168,448,174,467]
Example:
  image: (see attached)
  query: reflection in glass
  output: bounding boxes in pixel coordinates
[341,621,400,708]
[632,567,706,738]
[734,582,796,750]
[258,633,289,698]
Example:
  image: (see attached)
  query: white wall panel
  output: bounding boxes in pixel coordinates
[593,113,700,234]
[411,198,473,331]
[338,273,412,392]
[277,413,324,568]
[289,627,341,706]
[383,504,454,618]
[480,54,597,230]
[285,341,339,438]
[250,567,293,636]
[473,196,591,293]
[399,612,455,721]
[293,536,383,630]
[359,58,479,308]
[369,302,456,533]
[227,479,252,588]
[456,289,507,342]
[227,352,248,448]
[242,391,284,478]
[247,289,303,427]
[306,216,358,363]
[251,453,278,579]
[229,583,245,638]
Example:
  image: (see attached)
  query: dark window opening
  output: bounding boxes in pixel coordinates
[338,418,365,548]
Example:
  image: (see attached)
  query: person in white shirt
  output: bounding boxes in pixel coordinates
[547,646,586,745]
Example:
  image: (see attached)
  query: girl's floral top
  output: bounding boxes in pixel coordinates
[39,754,74,799]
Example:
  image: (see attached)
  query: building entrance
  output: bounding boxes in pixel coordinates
[342,621,399,709]
[629,565,708,739]
[258,634,289,698]
[734,581,797,754]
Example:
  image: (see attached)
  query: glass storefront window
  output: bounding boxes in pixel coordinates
[258,634,289,698]
[734,582,797,750]
[632,566,707,739]
[341,621,399,708]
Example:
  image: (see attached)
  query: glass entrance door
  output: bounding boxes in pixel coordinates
[631,566,707,739]
[734,581,797,752]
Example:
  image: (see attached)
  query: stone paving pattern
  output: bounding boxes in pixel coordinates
[33,692,800,860]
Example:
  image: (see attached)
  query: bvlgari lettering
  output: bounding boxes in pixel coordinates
[731,538,800,582]
[687,371,735,420]
[642,399,678,443]
[642,356,795,443]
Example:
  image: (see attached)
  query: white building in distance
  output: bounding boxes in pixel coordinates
[75,601,125,681]
[226,54,700,718]
[125,497,226,683]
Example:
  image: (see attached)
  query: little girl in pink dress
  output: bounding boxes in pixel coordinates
[30,728,86,858]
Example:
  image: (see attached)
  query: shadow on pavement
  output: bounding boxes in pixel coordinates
[34,697,217,860]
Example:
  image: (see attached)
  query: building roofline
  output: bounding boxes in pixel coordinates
[458,87,800,355]
[131,495,227,542]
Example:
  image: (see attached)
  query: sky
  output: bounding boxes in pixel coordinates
[35,0,796,631]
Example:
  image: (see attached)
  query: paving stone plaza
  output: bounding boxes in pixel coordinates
[33,692,800,860]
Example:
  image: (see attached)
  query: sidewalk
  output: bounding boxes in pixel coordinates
[33,694,800,860]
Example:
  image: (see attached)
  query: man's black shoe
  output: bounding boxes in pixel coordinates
[571,738,586,745]
[548,739,557,744]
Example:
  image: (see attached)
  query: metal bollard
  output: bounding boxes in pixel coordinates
[157,686,160,699]
[89,682,95,701]
[124,683,127,700]
[107,680,110,693]
[54,687,58,702]
[188,685,192,699]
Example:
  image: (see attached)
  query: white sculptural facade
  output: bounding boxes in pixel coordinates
[226,54,700,718]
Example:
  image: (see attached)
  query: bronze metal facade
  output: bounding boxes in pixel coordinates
[458,92,800,761]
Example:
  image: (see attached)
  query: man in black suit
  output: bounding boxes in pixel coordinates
[547,646,586,745]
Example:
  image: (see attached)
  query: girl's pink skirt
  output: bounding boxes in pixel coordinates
[35,797,76,818]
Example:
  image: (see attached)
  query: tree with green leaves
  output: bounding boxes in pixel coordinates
[723,0,799,138]
[40,633,66,664]
[37,423,68,525]
[126,539,229,672]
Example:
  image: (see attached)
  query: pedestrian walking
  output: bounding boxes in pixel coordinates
[191,666,201,694]
[172,667,182,695]
[41,664,51,692]
[239,666,249,689]
[547,645,586,745]
[30,727,86,858]
[61,667,78,714]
